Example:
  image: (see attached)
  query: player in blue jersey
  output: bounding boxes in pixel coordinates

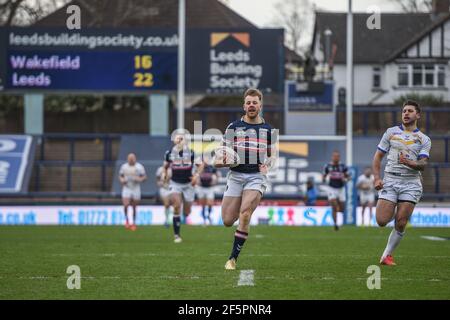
[162,132,203,243]
[215,88,277,270]
[196,156,219,225]
[323,151,350,231]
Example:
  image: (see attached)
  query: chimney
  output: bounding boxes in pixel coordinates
[432,0,450,15]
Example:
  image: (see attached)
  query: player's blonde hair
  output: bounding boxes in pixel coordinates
[244,88,263,101]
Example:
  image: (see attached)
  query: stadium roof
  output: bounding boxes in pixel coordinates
[35,0,257,28]
[312,12,444,64]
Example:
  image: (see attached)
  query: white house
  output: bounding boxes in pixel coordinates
[311,2,450,105]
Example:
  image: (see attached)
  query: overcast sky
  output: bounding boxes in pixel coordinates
[227,0,402,28]
[225,0,405,48]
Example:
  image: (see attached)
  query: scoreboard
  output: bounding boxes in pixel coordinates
[0,27,284,93]
[0,28,179,92]
[6,50,177,90]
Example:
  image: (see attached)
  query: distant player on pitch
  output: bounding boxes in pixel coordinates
[373,100,431,266]
[356,167,376,226]
[196,156,219,225]
[215,88,277,270]
[162,132,202,243]
[119,153,147,231]
[323,151,350,231]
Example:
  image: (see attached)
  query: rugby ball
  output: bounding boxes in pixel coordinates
[213,146,240,168]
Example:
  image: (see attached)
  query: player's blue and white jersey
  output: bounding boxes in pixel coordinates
[377,124,431,177]
[164,146,195,184]
[199,165,217,187]
[223,117,274,174]
[323,162,348,189]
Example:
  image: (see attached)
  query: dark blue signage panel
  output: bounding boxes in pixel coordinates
[6,50,177,91]
[0,27,178,92]
[0,27,283,93]
[287,81,334,111]
[186,28,284,94]
[0,135,32,193]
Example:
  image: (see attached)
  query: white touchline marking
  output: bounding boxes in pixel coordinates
[238,270,254,287]
[421,236,449,241]
[19,276,51,280]
[3,275,445,283]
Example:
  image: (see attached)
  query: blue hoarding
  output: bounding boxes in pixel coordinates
[0,135,32,193]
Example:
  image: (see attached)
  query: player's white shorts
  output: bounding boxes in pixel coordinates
[169,180,195,203]
[224,171,268,197]
[196,186,215,200]
[360,192,375,205]
[122,187,141,201]
[378,173,422,204]
[159,187,171,199]
[327,186,345,202]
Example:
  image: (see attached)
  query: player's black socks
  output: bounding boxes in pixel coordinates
[229,230,248,260]
[201,206,206,220]
[207,206,212,217]
[173,216,181,236]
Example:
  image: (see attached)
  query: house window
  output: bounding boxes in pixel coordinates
[413,65,423,86]
[424,65,435,86]
[437,65,445,86]
[398,64,446,87]
[372,66,381,88]
[398,65,409,86]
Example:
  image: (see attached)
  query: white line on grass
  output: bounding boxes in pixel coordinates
[49,252,450,259]
[421,236,449,241]
[2,275,446,283]
[237,270,255,286]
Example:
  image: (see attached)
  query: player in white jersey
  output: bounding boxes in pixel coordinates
[356,167,376,226]
[372,100,431,266]
[156,166,172,227]
[119,153,147,231]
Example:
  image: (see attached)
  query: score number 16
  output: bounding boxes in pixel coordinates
[134,55,153,87]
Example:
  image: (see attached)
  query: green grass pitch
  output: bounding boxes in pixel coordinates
[0,225,449,299]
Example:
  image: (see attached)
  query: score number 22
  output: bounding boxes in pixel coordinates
[134,55,153,87]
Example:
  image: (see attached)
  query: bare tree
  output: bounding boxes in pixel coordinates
[0,0,69,26]
[391,0,433,12]
[272,0,312,55]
